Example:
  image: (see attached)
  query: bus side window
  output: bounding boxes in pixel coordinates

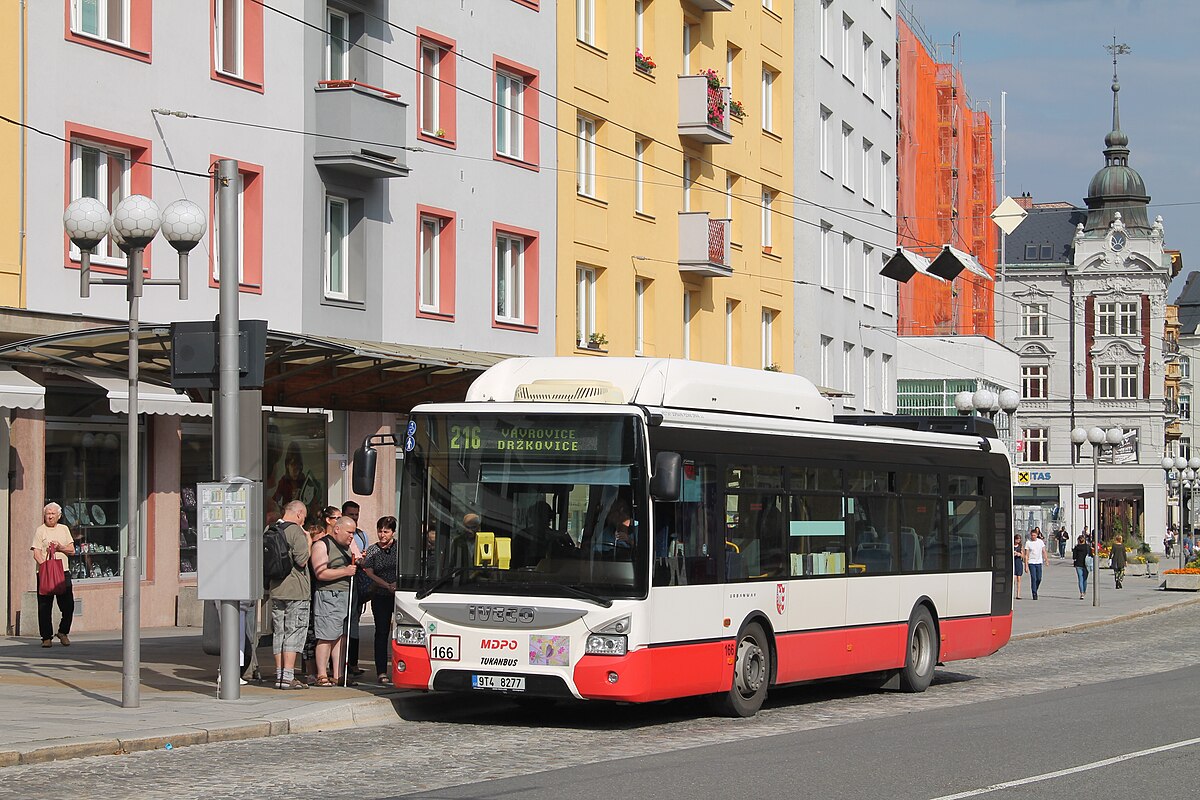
[653,459,718,586]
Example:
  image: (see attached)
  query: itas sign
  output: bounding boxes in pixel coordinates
[1016,470,1053,485]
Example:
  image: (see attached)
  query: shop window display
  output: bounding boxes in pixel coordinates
[179,426,213,575]
[45,426,138,582]
[264,414,327,526]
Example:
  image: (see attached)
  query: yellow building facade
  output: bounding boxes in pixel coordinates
[0,0,25,308]
[557,0,794,370]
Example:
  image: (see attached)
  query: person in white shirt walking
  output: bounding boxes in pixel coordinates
[1023,527,1047,600]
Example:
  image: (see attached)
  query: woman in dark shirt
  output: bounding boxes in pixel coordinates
[362,516,399,684]
[1072,534,1093,599]
[1110,534,1127,589]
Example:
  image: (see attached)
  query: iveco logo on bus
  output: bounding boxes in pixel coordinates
[467,605,536,625]
[481,639,519,650]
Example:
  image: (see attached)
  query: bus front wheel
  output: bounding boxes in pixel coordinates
[898,606,937,693]
[714,622,770,717]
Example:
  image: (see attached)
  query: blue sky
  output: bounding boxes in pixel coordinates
[905,0,1200,299]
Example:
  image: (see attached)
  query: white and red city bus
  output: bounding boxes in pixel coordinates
[363,358,1013,716]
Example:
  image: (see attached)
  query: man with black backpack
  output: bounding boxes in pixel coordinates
[267,500,312,689]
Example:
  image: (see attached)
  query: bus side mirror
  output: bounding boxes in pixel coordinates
[650,451,682,502]
[352,445,377,495]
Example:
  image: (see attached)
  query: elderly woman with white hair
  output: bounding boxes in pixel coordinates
[31,502,76,647]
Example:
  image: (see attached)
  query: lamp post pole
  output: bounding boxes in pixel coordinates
[63,196,205,708]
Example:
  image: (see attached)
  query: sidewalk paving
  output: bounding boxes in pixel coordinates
[3,557,1198,768]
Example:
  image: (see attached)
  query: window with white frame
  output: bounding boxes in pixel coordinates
[862,139,874,204]
[819,1,832,61]
[725,172,735,222]
[820,222,832,284]
[682,291,693,360]
[841,234,853,298]
[496,71,525,160]
[841,14,854,82]
[761,189,773,249]
[861,244,873,306]
[1119,301,1138,335]
[323,195,349,300]
[1022,428,1049,464]
[880,53,892,112]
[682,23,694,73]
[725,299,736,365]
[634,0,644,51]
[1098,302,1116,335]
[1182,394,1191,420]
[761,67,774,132]
[419,215,441,312]
[819,106,832,175]
[861,35,872,97]
[881,353,893,412]
[1021,302,1048,336]
[215,0,244,77]
[820,336,833,386]
[495,232,525,324]
[69,139,130,264]
[634,138,647,214]
[1098,365,1117,399]
[761,309,775,369]
[726,46,736,96]
[1183,436,1192,461]
[1182,355,1191,379]
[576,266,596,346]
[212,171,245,284]
[72,0,129,46]
[576,116,597,197]
[843,342,855,406]
[841,123,854,190]
[419,42,444,136]
[1119,364,1139,398]
[682,158,693,213]
[325,6,350,81]
[634,278,646,356]
[863,349,874,411]
[880,152,892,214]
[1021,364,1048,399]
[577,0,595,45]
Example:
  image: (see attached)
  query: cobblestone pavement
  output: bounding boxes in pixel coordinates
[3,605,1198,800]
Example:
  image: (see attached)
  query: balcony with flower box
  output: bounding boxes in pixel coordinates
[313,80,409,179]
[678,73,732,145]
[679,212,732,278]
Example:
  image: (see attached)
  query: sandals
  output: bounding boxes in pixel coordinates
[314,675,337,687]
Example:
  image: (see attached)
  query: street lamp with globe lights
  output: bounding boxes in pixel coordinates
[1071,425,1126,606]
[63,194,205,710]
[1161,455,1189,571]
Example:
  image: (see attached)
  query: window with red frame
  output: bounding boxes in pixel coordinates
[209,159,264,290]
[417,207,456,319]
[418,31,456,145]
[69,138,132,265]
[494,57,540,167]
[212,0,264,88]
[493,225,539,329]
[66,0,151,60]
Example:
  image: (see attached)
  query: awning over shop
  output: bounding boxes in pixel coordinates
[78,374,212,417]
[0,366,44,411]
[0,326,512,413]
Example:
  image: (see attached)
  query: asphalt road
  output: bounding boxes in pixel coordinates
[2,604,1198,800]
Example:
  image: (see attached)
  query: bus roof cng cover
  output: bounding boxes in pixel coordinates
[465,357,834,422]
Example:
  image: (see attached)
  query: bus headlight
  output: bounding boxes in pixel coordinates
[394,625,426,646]
[586,634,627,656]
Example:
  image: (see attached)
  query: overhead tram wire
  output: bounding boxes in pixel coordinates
[248,0,908,246]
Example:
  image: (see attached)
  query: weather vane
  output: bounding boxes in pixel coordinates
[1105,36,1131,78]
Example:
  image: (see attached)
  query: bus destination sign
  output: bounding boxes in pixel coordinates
[449,423,600,454]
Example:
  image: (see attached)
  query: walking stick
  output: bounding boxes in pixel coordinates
[341,576,353,687]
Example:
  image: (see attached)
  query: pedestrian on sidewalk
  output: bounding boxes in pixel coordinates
[1057,527,1070,559]
[1111,534,1127,589]
[362,515,398,684]
[31,502,76,647]
[310,515,358,686]
[268,500,312,689]
[1072,533,1093,599]
[1023,527,1046,600]
[1012,533,1025,600]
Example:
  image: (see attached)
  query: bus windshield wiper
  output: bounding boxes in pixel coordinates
[511,581,613,607]
[416,567,467,600]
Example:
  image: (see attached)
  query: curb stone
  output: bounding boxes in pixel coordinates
[1012,594,1200,641]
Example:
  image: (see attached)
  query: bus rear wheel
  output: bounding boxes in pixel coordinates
[898,606,937,693]
[714,622,770,717]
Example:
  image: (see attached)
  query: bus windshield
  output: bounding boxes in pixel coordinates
[398,412,648,601]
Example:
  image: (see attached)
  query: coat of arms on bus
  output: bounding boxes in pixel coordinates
[776,583,786,615]
[529,635,569,666]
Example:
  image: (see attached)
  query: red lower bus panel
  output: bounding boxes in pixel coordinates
[939,614,1012,662]
[574,640,729,702]
[392,643,433,690]
[775,624,906,684]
